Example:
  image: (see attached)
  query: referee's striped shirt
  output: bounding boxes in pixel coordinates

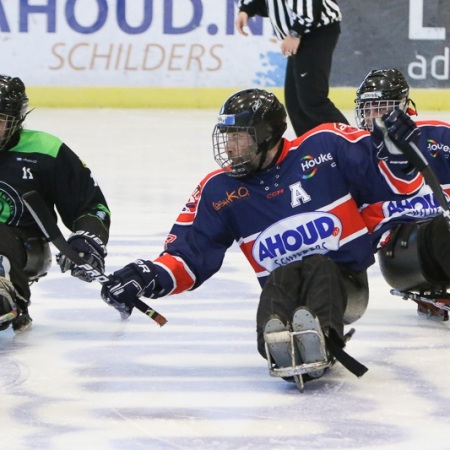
[238,0,342,39]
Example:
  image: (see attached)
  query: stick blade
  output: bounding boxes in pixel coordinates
[152,312,168,327]
[133,298,168,326]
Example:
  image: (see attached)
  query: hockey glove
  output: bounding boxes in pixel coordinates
[57,231,106,282]
[383,109,421,150]
[382,109,426,171]
[100,260,163,319]
[372,116,403,157]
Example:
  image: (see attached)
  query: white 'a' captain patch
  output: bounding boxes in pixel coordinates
[290,181,311,207]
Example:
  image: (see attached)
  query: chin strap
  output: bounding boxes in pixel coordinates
[259,139,284,172]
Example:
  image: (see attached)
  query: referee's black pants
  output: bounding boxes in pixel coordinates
[284,24,349,136]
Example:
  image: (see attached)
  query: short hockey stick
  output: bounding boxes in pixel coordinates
[22,191,167,327]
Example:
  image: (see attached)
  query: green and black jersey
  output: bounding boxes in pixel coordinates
[0,129,110,244]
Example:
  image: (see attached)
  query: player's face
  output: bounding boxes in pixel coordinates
[225,131,253,157]
[225,131,259,171]
[362,101,394,130]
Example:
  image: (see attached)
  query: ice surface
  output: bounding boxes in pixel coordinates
[1,109,450,450]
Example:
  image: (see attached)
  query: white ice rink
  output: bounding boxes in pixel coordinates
[2,108,450,450]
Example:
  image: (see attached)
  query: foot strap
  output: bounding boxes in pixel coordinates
[326,335,368,378]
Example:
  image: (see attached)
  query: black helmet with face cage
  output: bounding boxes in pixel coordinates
[0,75,29,152]
[355,69,411,130]
[212,89,287,177]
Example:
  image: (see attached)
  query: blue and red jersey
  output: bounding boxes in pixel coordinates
[150,123,424,296]
[360,120,450,247]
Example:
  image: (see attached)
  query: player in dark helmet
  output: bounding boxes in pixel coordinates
[0,76,29,153]
[101,88,424,391]
[355,68,417,131]
[354,68,450,321]
[212,89,287,177]
[0,74,111,333]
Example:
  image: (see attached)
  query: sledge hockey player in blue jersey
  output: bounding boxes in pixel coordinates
[0,75,111,333]
[101,88,421,390]
[354,68,450,321]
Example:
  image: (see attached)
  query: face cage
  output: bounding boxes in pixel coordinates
[0,113,23,152]
[212,125,259,177]
[355,99,408,131]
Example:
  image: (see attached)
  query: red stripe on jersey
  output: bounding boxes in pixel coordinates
[154,254,195,294]
[360,203,384,233]
[238,195,368,276]
[240,239,266,274]
[326,195,368,240]
[175,213,195,224]
[417,120,450,129]
[303,123,370,142]
[378,160,424,194]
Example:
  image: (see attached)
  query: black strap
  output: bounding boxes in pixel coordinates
[326,334,368,378]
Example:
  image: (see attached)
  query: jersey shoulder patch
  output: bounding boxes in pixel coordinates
[13,130,62,158]
[175,169,223,225]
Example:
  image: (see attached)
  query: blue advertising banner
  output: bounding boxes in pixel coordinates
[0,0,448,106]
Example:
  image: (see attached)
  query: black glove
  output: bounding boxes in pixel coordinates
[382,109,427,172]
[100,259,164,319]
[57,231,106,282]
[383,109,422,153]
[371,115,403,158]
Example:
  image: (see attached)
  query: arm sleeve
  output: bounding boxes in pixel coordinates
[51,144,111,244]
[238,0,268,17]
[151,175,235,296]
[289,0,323,36]
[264,0,323,38]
